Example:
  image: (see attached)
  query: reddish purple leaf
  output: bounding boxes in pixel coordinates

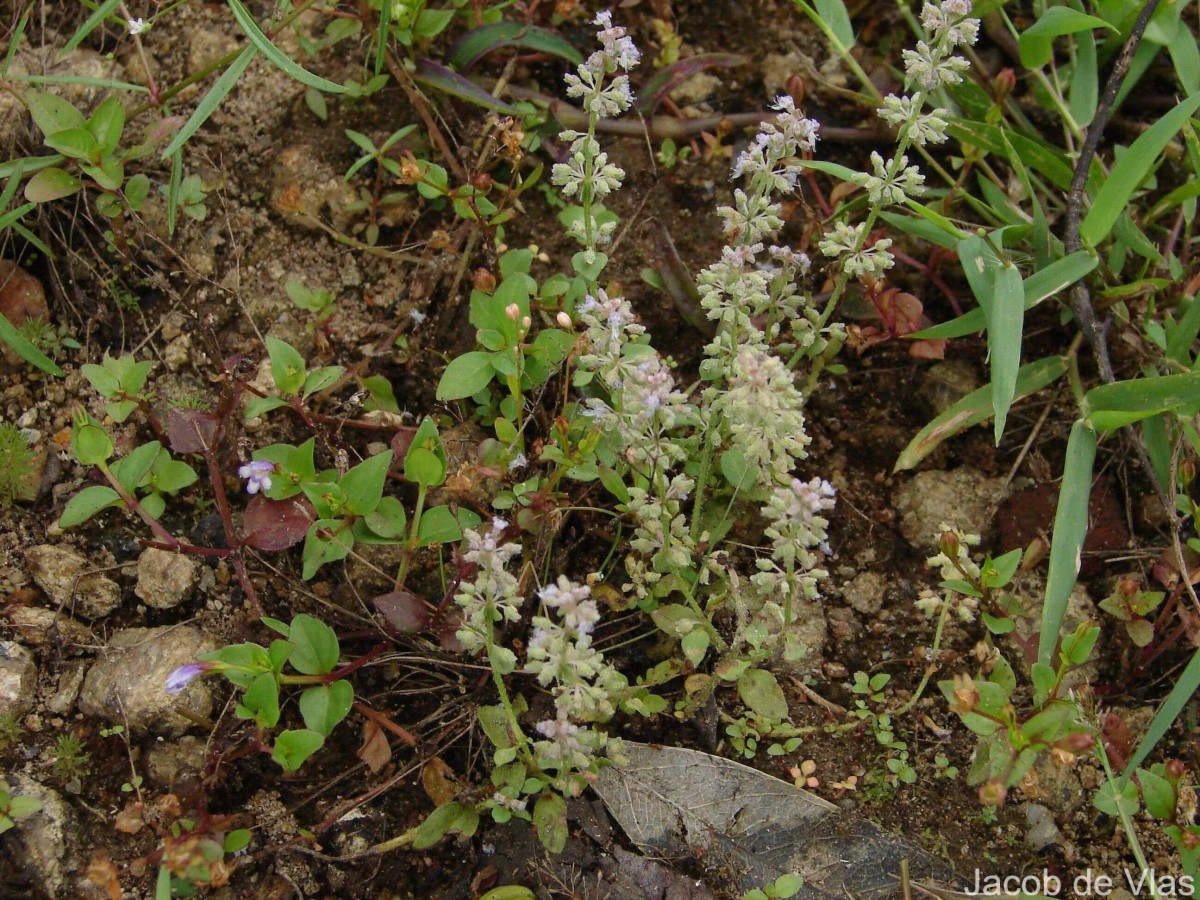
[373,590,432,633]
[634,53,747,115]
[436,608,466,652]
[242,495,315,551]
[391,426,418,461]
[167,408,219,454]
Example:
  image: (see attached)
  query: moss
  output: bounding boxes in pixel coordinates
[0,423,39,507]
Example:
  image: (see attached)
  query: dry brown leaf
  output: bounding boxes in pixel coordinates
[114,799,145,834]
[357,720,392,773]
[421,756,460,807]
[84,850,122,900]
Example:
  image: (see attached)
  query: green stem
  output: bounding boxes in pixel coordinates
[395,483,427,588]
[484,613,535,768]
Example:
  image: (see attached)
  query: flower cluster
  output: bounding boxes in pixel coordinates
[552,12,641,254]
[710,344,812,484]
[454,518,524,662]
[822,0,978,280]
[915,525,982,622]
[752,477,836,623]
[524,577,624,776]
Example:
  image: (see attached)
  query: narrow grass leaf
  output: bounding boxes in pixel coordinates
[1080,92,1200,247]
[448,21,582,71]
[1120,646,1200,782]
[1038,420,1096,666]
[894,356,1066,471]
[61,0,121,56]
[1084,371,1200,431]
[227,0,344,93]
[1018,7,1113,69]
[1068,28,1099,127]
[0,312,65,376]
[947,120,1074,189]
[987,261,1025,443]
[161,45,258,159]
[10,73,150,93]
[635,54,746,115]
[0,202,34,232]
[911,251,1096,339]
[413,60,520,114]
[814,0,855,48]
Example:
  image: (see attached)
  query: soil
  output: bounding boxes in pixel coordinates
[1,1,1198,899]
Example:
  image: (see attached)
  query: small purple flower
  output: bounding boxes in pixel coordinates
[238,459,276,494]
[165,662,210,695]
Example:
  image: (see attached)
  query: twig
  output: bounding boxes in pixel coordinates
[1063,0,1160,386]
[1062,0,1174,520]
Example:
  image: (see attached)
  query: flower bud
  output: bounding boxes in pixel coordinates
[505,303,521,321]
[399,158,422,183]
[428,229,451,250]
[1166,758,1187,781]
[1057,731,1096,754]
[938,530,960,557]
[471,172,493,192]
[1182,829,1200,851]
[1118,577,1139,598]
[992,68,1016,102]
[521,315,531,330]
[979,779,1007,807]
[1180,457,1196,487]
[556,311,573,330]
[472,268,496,293]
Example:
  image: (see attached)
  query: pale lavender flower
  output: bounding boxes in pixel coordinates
[238,459,276,494]
[127,17,148,35]
[165,662,211,695]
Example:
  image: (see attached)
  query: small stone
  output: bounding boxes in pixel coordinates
[45,660,87,716]
[1024,741,1087,815]
[4,606,92,653]
[918,359,979,416]
[1021,802,1064,851]
[26,545,122,620]
[894,467,1008,551]
[78,625,219,736]
[0,260,49,326]
[775,600,828,677]
[822,661,848,680]
[668,71,721,107]
[135,548,199,610]
[6,774,75,898]
[0,640,37,718]
[162,334,193,371]
[843,571,886,616]
[146,735,206,788]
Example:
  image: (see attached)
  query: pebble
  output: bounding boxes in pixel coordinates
[5,774,75,898]
[25,545,122,620]
[78,625,219,736]
[894,467,1008,551]
[4,606,92,652]
[45,660,87,716]
[1021,802,1065,851]
[135,547,199,610]
[0,260,49,325]
[146,735,206,788]
[843,571,886,616]
[0,639,37,718]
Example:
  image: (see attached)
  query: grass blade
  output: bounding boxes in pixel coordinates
[1121,647,1200,781]
[1080,92,1200,246]
[986,260,1024,442]
[911,250,1097,340]
[893,355,1067,472]
[226,0,344,93]
[448,22,582,71]
[161,45,258,159]
[60,0,121,56]
[413,59,520,115]
[0,311,65,376]
[1084,370,1200,431]
[1038,419,1097,666]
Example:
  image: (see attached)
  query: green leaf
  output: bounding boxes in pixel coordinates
[59,485,121,527]
[533,793,568,853]
[363,495,407,539]
[25,91,85,137]
[1138,767,1177,820]
[72,419,114,466]
[87,95,126,155]
[60,0,122,55]
[24,167,81,203]
[911,251,1098,340]
[298,680,354,736]
[413,8,455,39]
[266,336,306,396]
[413,801,479,849]
[0,311,64,376]
[1084,371,1200,431]
[272,729,325,771]
[987,260,1024,442]
[894,356,1067,471]
[226,0,345,93]
[245,396,288,419]
[287,613,340,675]
[946,119,1074,190]
[720,449,759,492]
[302,519,354,579]
[341,451,392,516]
[1018,7,1114,69]
[302,365,344,397]
[223,829,252,854]
[448,22,581,70]
[416,504,463,546]
[1039,420,1097,666]
[45,126,98,161]
[237,672,280,728]
[814,0,855,48]
[736,668,789,719]
[413,59,520,115]
[404,417,446,487]
[1121,647,1200,781]
[436,351,496,400]
[162,45,259,159]
[1094,778,1140,817]
[1081,92,1200,247]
